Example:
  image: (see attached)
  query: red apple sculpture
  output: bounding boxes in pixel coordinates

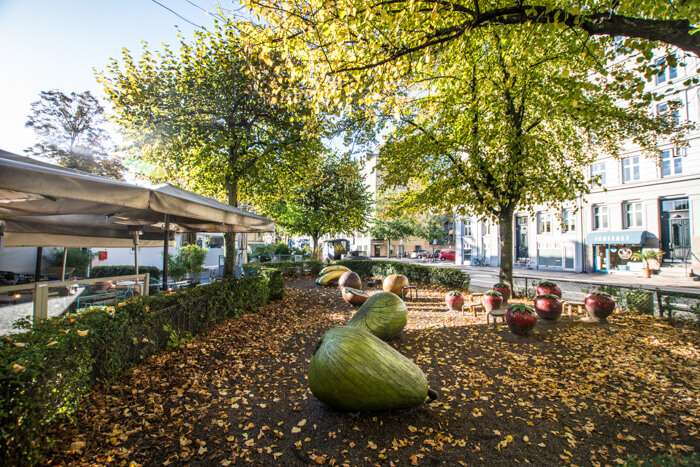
[492,282,512,302]
[534,294,563,321]
[505,304,538,336]
[341,287,370,306]
[445,291,464,311]
[584,292,616,322]
[482,290,503,312]
[536,281,562,298]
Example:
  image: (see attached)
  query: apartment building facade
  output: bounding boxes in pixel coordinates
[456,47,700,275]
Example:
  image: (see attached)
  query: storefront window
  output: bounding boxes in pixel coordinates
[537,242,562,267]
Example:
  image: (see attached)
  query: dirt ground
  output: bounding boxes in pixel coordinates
[47,278,700,466]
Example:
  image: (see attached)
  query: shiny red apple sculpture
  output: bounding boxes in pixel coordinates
[482,290,503,312]
[492,282,511,302]
[534,294,563,321]
[445,291,464,311]
[584,292,616,322]
[505,304,538,335]
[536,281,562,298]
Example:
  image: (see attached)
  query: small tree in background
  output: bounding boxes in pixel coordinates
[266,156,373,258]
[25,90,125,180]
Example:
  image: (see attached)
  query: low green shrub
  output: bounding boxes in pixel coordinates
[89,265,161,280]
[261,268,285,300]
[243,260,323,278]
[334,260,470,290]
[0,276,270,465]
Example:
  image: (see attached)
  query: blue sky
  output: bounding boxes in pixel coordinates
[0,0,233,155]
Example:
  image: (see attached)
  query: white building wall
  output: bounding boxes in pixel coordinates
[454,47,700,275]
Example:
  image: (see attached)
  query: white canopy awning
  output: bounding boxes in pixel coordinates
[0,150,275,247]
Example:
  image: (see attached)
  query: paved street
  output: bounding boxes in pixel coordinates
[385,257,700,295]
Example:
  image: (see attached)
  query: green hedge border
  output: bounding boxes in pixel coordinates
[333,260,470,290]
[0,275,278,465]
[243,260,324,279]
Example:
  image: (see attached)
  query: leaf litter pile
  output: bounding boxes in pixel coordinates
[49,279,699,466]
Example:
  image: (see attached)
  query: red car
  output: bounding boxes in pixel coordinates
[438,250,456,261]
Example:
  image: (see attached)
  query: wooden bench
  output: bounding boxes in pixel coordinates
[462,293,484,316]
[563,300,586,316]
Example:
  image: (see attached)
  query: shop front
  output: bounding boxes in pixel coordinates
[585,231,647,274]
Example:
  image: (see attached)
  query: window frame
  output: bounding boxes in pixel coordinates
[538,212,552,234]
[590,162,606,188]
[623,201,644,229]
[593,205,609,231]
[622,156,640,183]
[561,209,576,233]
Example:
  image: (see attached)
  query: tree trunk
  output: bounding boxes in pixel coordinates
[498,207,515,289]
[223,178,239,278]
[386,240,391,258]
[311,234,320,261]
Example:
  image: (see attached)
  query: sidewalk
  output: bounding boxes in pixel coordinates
[387,258,700,294]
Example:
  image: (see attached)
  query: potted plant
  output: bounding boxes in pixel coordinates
[584,291,616,322]
[534,294,563,321]
[505,304,538,335]
[445,291,465,311]
[492,282,511,302]
[535,281,562,298]
[630,250,664,279]
[482,290,503,312]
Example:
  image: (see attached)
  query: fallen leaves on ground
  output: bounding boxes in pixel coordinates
[47,279,699,466]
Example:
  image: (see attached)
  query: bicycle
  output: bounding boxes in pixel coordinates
[471,257,486,266]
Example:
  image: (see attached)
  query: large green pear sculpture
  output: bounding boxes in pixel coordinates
[346,291,407,339]
[308,326,436,411]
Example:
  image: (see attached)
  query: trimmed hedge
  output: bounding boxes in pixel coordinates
[0,276,274,465]
[90,265,161,280]
[243,260,324,278]
[333,260,470,290]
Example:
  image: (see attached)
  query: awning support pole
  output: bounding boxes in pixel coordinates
[34,247,43,282]
[163,215,169,291]
[61,247,68,281]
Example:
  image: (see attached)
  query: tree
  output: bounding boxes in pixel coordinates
[414,217,445,246]
[98,20,324,277]
[369,217,416,258]
[376,26,690,286]
[247,0,700,73]
[267,156,373,258]
[368,190,418,258]
[25,90,125,180]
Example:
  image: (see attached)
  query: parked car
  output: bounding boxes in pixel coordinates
[410,250,429,259]
[438,250,456,261]
[343,250,372,261]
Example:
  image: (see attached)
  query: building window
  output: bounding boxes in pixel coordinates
[661,148,683,177]
[622,156,640,183]
[562,209,576,233]
[590,162,606,188]
[624,202,643,228]
[538,212,552,234]
[463,220,472,237]
[593,205,609,230]
[655,56,677,85]
[657,102,680,126]
[482,221,491,235]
